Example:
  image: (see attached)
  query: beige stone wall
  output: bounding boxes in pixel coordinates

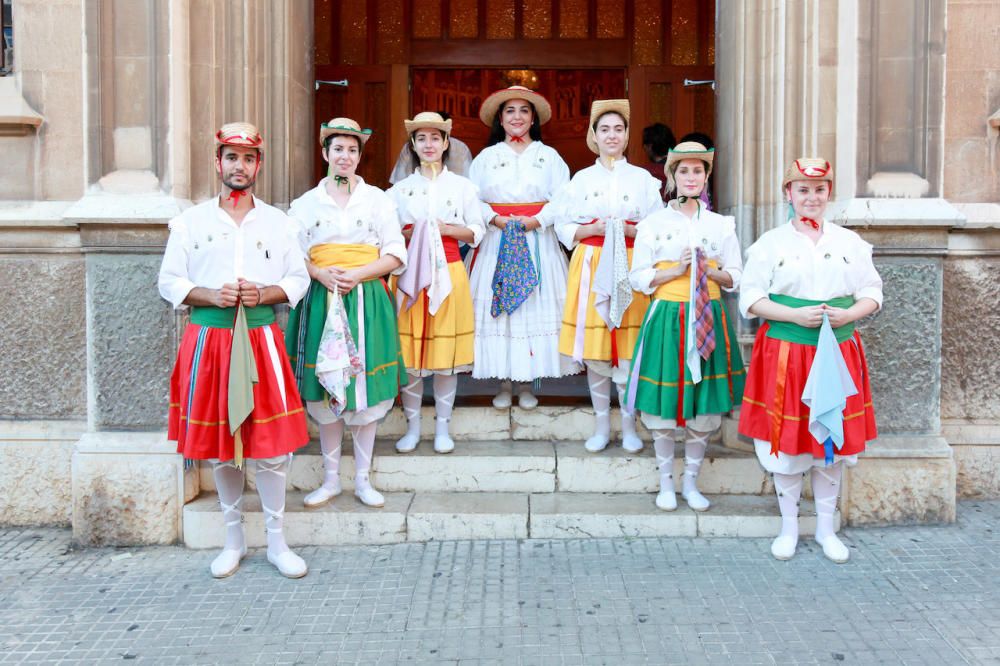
[9,0,85,200]
[944,0,1000,203]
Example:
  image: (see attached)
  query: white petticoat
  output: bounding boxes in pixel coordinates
[753,438,859,474]
[467,225,581,381]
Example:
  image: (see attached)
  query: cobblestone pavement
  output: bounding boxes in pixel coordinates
[2,501,999,665]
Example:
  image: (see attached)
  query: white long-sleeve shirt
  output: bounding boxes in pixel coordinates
[629,204,743,295]
[738,220,883,318]
[288,177,407,276]
[552,158,663,250]
[467,141,570,227]
[158,195,310,309]
[386,167,487,247]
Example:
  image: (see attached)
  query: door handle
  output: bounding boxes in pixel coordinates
[683,78,716,90]
[315,79,349,91]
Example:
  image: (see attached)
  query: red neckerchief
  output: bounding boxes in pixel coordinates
[799,217,821,230]
[507,134,525,144]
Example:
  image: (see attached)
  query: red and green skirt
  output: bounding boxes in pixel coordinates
[624,298,745,424]
[738,321,877,459]
[168,306,309,461]
[286,278,406,412]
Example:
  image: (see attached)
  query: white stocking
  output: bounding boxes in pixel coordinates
[811,463,849,562]
[255,455,291,557]
[682,429,711,510]
[652,430,676,510]
[211,459,245,552]
[433,374,458,452]
[351,422,384,506]
[617,382,643,452]
[396,374,423,452]
[771,472,803,560]
[317,420,344,492]
[585,368,612,452]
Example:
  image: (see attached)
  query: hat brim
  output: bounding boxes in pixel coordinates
[319,126,372,147]
[403,119,452,135]
[478,89,553,127]
[665,149,715,192]
[586,100,631,155]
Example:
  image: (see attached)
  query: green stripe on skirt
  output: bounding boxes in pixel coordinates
[286,279,405,409]
[626,299,745,421]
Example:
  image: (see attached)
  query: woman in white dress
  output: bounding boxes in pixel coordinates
[466,85,579,408]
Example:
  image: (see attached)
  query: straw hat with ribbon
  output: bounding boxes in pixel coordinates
[319,117,373,147]
[664,141,715,193]
[215,122,264,153]
[782,157,833,191]
[478,85,553,127]
[586,99,630,155]
[404,111,453,137]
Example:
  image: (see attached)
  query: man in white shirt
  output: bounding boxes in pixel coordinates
[158,122,311,579]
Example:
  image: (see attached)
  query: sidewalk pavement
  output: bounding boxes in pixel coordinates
[2,501,999,665]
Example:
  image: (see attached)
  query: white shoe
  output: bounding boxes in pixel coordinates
[584,432,610,453]
[622,432,644,453]
[682,488,711,512]
[354,484,385,508]
[210,544,247,578]
[267,549,308,578]
[655,490,677,511]
[395,432,420,453]
[303,481,342,508]
[434,434,455,454]
[492,388,512,409]
[517,389,538,410]
[771,534,798,561]
[816,533,850,563]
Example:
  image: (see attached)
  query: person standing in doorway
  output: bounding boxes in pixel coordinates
[641,122,677,202]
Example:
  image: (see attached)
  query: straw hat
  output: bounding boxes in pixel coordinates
[404,111,452,136]
[782,158,833,190]
[215,122,263,152]
[664,141,715,191]
[586,99,630,155]
[478,86,553,127]
[319,118,373,147]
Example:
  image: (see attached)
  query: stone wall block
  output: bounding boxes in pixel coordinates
[0,440,75,526]
[860,259,941,434]
[953,445,1000,499]
[0,255,87,419]
[941,256,1000,421]
[87,254,174,429]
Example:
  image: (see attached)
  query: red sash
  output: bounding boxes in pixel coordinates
[579,219,639,248]
[470,202,548,271]
[402,224,464,263]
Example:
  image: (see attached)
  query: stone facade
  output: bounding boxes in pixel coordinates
[1,0,998,545]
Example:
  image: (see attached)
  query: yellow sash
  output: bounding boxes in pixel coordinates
[309,243,380,271]
[652,260,722,302]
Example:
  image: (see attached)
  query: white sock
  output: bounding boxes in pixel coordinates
[317,420,344,491]
[811,463,843,542]
[351,422,378,487]
[617,382,642,450]
[397,374,423,450]
[586,368,611,448]
[653,430,676,497]
[255,455,292,557]
[433,374,458,442]
[211,459,245,552]
[682,430,710,498]
[774,472,803,542]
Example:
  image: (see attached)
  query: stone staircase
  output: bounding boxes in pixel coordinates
[183,406,840,547]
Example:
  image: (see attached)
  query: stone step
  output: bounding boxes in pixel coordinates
[183,491,838,548]
[198,442,773,496]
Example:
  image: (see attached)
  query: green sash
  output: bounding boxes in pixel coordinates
[765,294,856,345]
[191,305,275,329]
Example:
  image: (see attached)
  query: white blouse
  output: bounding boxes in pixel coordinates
[630,204,743,295]
[288,177,407,275]
[552,158,664,250]
[158,196,310,309]
[467,141,570,227]
[738,220,883,318]
[386,168,487,247]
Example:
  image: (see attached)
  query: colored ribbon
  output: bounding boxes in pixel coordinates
[508,135,525,143]
[769,339,791,457]
[800,216,820,230]
[333,175,352,193]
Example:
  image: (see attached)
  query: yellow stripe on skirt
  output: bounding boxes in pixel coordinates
[558,245,649,364]
[391,260,475,373]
